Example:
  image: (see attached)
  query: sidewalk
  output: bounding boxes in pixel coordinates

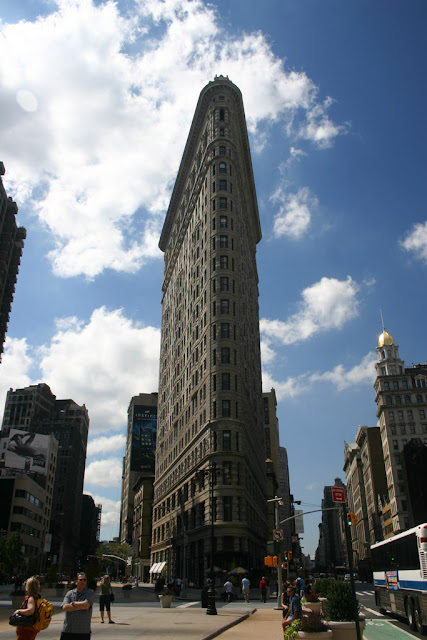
[0,595,290,640]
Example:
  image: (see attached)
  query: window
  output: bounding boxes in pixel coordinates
[220,277,229,291]
[219,179,227,191]
[386,396,392,405]
[391,425,396,435]
[219,162,226,173]
[219,108,225,121]
[221,323,230,338]
[393,381,399,390]
[220,256,228,269]
[393,440,399,450]
[220,216,227,228]
[221,347,230,363]
[401,425,406,434]
[384,382,390,390]
[220,299,229,314]
[220,128,225,137]
[219,146,226,155]
[220,235,228,248]
[402,380,408,389]
[212,375,216,391]
[417,395,423,403]
[405,395,411,403]
[223,496,232,521]
[389,411,394,420]
[222,372,230,390]
[223,430,231,450]
[396,396,402,405]
[219,197,227,209]
[222,400,230,417]
[398,411,403,420]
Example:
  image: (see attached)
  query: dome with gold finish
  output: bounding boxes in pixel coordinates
[378,330,395,347]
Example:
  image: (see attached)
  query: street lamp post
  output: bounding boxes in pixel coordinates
[197,463,231,616]
[267,496,284,608]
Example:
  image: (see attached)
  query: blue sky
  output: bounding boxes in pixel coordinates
[1,0,426,557]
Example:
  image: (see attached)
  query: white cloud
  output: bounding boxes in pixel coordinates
[84,458,123,487]
[260,276,360,346]
[400,221,427,264]
[262,351,376,401]
[298,97,349,149]
[87,493,121,538]
[0,338,33,412]
[1,0,346,279]
[272,186,317,239]
[87,434,126,457]
[0,307,160,433]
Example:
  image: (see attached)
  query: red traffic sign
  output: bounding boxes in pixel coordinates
[273,529,283,541]
[332,487,345,503]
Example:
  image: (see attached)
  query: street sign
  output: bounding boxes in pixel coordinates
[332,487,345,503]
[273,529,283,541]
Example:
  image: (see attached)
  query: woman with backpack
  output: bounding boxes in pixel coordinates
[13,576,40,640]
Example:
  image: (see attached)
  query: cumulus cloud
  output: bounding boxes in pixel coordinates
[272,186,317,239]
[1,0,346,279]
[260,276,360,346]
[87,493,121,539]
[0,307,160,433]
[262,351,376,401]
[84,458,123,488]
[0,338,33,412]
[87,434,126,457]
[400,221,427,264]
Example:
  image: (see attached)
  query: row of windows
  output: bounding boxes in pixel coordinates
[15,489,43,509]
[389,409,425,420]
[384,380,409,390]
[385,394,425,405]
[212,399,238,419]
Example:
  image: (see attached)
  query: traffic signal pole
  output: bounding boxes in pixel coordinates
[341,503,362,640]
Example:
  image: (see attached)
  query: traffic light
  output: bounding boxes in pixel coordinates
[264,556,272,566]
[347,512,358,526]
[284,551,288,561]
[288,551,292,561]
[281,562,287,570]
[272,555,278,567]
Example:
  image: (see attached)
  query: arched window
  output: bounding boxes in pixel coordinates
[219,162,226,173]
[405,395,411,403]
[219,108,225,121]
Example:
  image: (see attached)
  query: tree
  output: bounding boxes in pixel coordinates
[0,532,25,574]
[96,542,131,578]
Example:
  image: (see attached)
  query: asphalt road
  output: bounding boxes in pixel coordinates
[355,582,425,640]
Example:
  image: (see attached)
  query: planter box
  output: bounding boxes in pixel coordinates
[298,631,332,639]
[327,619,365,640]
[318,597,328,615]
[303,601,323,614]
[159,595,173,608]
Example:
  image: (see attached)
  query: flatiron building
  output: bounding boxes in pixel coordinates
[151,76,267,585]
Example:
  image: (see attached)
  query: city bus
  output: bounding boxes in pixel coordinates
[371,523,427,635]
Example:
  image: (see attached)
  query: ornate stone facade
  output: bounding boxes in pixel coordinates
[151,77,267,585]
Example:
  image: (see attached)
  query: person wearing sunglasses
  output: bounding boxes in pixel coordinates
[61,573,94,640]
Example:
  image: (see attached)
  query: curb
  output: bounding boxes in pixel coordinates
[201,610,255,640]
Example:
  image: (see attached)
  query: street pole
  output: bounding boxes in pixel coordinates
[206,465,217,616]
[275,499,283,609]
[341,503,362,640]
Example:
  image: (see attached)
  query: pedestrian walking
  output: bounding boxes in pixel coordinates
[241,575,250,602]
[259,576,267,603]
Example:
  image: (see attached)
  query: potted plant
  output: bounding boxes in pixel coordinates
[324,581,365,640]
[313,578,335,615]
[284,612,332,639]
[122,583,132,599]
[158,586,174,608]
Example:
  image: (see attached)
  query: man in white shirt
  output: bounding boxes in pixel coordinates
[241,576,250,602]
[223,579,233,602]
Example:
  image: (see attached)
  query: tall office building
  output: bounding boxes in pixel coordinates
[315,479,347,570]
[0,162,26,360]
[152,76,267,585]
[1,383,89,572]
[374,329,427,536]
[120,392,157,581]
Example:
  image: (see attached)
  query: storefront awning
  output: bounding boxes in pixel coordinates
[149,561,166,574]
